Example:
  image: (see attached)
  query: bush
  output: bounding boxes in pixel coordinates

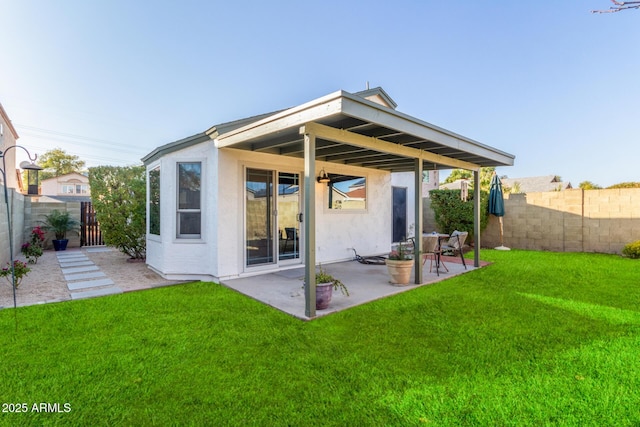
[89,165,146,259]
[429,189,489,240]
[622,240,640,259]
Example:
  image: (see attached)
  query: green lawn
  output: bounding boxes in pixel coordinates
[1,250,639,426]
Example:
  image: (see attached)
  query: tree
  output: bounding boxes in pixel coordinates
[429,189,490,241]
[36,148,86,180]
[607,182,640,189]
[592,0,640,13]
[579,181,602,190]
[89,165,146,259]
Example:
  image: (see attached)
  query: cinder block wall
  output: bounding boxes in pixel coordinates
[0,189,26,265]
[481,188,640,254]
[24,199,82,250]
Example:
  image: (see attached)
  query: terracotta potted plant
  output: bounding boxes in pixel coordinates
[314,265,349,310]
[43,210,80,251]
[385,241,414,286]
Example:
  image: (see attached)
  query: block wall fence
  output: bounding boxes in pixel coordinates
[0,189,81,265]
[424,188,640,254]
[3,187,639,264]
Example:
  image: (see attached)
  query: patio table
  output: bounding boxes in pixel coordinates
[422,233,449,275]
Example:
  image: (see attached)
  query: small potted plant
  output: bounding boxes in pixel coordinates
[310,265,349,310]
[385,241,414,286]
[21,226,46,263]
[43,210,80,251]
[0,260,31,288]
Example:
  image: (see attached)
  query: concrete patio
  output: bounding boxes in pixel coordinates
[222,256,486,320]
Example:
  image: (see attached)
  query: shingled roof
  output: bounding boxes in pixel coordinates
[501,175,572,193]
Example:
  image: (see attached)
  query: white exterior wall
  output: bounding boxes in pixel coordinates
[145,140,218,281]
[147,143,393,281]
[390,170,439,239]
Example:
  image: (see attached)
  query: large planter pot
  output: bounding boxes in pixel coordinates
[316,282,334,310]
[52,239,69,251]
[385,259,414,286]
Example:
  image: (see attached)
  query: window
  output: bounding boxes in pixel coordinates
[177,162,201,238]
[149,167,160,235]
[327,174,366,210]
[61,183,88,194]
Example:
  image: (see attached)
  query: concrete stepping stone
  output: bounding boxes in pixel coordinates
[64,271,106,281]
[61,265,99,274]
[60,260,94,268]
[84,247,112,253]
[67,278,115,291]
[56,252,84,258]
[57,256,89,263]
[71,287,123,300]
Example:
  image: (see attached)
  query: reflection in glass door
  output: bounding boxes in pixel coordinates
[246,168,274,266]
[278,172,301,262]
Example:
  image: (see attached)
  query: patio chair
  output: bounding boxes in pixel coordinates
[440,231,468,270]
[284,227,298,252]
[421,234,445,276]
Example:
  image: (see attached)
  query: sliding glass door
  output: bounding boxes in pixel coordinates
[277,172,301,263]
[245,168,302,268]
[246,169,274,266]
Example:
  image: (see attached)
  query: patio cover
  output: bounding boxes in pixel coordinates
[211,88,515,317]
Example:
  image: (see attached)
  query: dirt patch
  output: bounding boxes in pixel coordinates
[0,247,183,309]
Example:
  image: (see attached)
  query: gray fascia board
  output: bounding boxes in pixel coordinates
[141,132,210,165]
[216,90,347,147]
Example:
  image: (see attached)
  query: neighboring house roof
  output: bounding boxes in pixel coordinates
[40,172,89,184]
[501,175,572,193]
[439,179,470,190]
[43,195,92,203]
[346,187,366,198]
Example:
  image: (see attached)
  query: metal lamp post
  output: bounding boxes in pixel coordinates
[0,145,42,309]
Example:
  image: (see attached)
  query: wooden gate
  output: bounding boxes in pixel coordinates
[80,202,104,246]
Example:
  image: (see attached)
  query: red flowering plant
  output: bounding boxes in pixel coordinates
[0,260,31,287]
[21,226,46,264]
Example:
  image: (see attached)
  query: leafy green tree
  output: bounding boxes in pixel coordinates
[579,181,602,190]
[36,148,86,180]
[607,182,640,189]
[89,165,146,259]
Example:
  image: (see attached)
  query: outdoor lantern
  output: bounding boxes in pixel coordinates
[316,168,330,184]
[20,160,43,195]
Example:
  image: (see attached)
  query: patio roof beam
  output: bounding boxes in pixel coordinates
[299,122,480,171]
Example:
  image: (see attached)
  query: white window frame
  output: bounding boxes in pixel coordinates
[176,161,202,239]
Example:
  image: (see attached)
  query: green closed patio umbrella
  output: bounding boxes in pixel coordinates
[489,172,510,250]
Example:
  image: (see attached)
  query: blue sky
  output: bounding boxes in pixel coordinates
[1,0,638,187]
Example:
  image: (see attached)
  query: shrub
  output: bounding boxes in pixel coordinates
[429,189,489,240]
[0,260,31,287]
[89,165,146,260]
[21,226,46,264]
[622,240,640,259]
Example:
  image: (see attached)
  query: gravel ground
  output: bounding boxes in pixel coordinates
[0,247,183,309]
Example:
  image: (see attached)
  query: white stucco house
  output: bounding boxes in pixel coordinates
[40,172,90,199]
[142,87,514,316]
